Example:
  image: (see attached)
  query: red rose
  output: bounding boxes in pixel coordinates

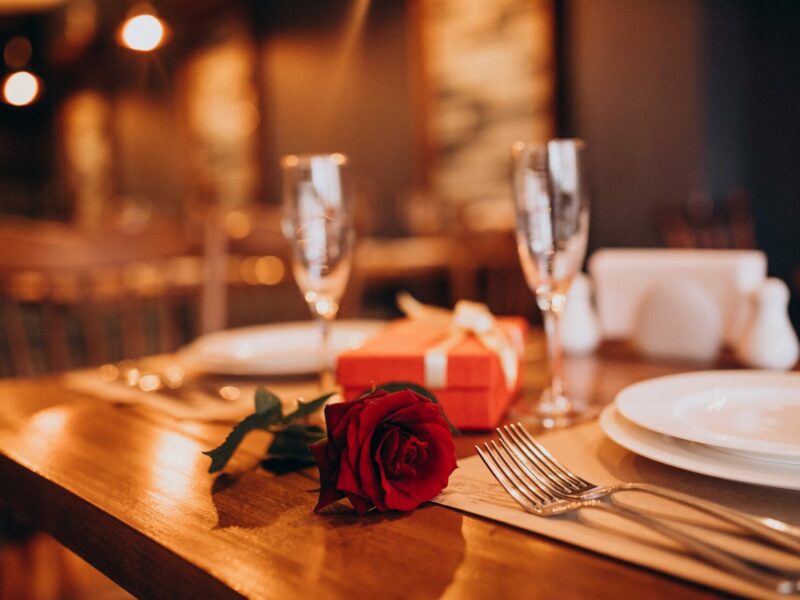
[310,388,457,514]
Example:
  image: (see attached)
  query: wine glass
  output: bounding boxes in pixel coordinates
[281,153,354,389]
[511,139,590,428]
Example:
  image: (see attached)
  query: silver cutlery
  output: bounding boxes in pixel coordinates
[477,437,800,595]
[99,361,241,402]
[499,422,800,553]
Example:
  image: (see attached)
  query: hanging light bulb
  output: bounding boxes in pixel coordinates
[118,5,167,52]
[3,71,40,106]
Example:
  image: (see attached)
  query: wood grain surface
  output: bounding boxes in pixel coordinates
[0,337,746,599]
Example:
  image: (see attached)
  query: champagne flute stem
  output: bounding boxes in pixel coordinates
[318,315,335,391]
[542,302,565,403]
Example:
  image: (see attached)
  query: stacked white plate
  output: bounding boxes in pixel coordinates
[600,371,800,490]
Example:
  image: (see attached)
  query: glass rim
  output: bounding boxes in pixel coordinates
[280,152,349,169]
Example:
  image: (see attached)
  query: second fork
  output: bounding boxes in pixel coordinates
[478,440,800,595]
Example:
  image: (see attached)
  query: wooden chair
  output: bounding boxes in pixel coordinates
[0,218,206,377]
[342,230,538,321]
[446,198,538,320]
[200,206,536,323]
[343,235,460,317]
[202,206,466,325]
[199,206,308,332]
[450,228,539,320]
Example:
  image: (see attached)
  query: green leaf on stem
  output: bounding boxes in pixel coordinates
[204,388,335,474]
[281,392,336,423]
[267,424,326,463]
[203,411,278,473]
[255,387,282,417]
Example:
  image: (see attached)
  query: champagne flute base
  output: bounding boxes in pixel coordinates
[319,366,336,392]
[509,388,600,431]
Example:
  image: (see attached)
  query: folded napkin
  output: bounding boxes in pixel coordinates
[433,420,800,600]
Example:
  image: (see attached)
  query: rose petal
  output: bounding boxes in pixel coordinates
[327,402,368,503]
[310,439,345,511]
[340,410,366,493]
[324,400,357,436]
[346,392,429,511]
[377,427,402,476]
[404,437,454,481]
[383,446,454,509]
[374,427,419,492]
[385,402,448,430]
[373,434,417,510]
[336,450,362,497]
[357,426,388,511]
[315,388,456,515]
[345,491,375,515]
[388,435,427,477]
[327,400,365,450]
[354,390,427,448]
[374,433,430,511]
[379,465,422,511]
[378,421,456,511]
[404,422,457,459]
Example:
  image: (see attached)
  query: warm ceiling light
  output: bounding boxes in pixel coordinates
[120,14,164,52]
[3,71,40,106]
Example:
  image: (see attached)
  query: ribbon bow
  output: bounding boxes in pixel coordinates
[397,292,522,390]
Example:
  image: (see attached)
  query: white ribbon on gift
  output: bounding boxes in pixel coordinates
[396,292,522,390]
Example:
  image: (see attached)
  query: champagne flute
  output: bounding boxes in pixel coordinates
[281,153,354,390]
[511,139,590,428]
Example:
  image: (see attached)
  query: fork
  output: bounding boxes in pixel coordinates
[478,440,800,595]
[498,422,800,553]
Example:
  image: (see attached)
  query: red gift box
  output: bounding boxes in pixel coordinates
[336,318,527,430]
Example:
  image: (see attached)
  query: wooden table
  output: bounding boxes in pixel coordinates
[0,338,744,599]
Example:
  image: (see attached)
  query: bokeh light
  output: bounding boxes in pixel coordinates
[4,36,33,68]
[3,71,40,106]
[120,14,165,52]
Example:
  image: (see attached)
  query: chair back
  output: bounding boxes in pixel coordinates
[200,207,307,332]
[450,228,538,321]
[0,218,205,376]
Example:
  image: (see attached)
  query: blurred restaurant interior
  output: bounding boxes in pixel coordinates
[1,0,800,596]
[1,0,799,376]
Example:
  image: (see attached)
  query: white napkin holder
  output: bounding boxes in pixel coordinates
[588,249,767,347]
[582,248,800,366]
[631,279,723,363]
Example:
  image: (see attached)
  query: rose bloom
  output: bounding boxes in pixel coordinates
[311,388,457,514]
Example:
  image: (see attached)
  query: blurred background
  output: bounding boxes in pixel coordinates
[1,2,799,596]
[0,0,799,379]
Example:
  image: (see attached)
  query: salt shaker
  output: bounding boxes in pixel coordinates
[736,277,799,370]
[561,272,601,355]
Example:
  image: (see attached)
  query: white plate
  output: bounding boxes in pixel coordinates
[615,371,800,461]
[599,404,800,491]
[180,320,387,375]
